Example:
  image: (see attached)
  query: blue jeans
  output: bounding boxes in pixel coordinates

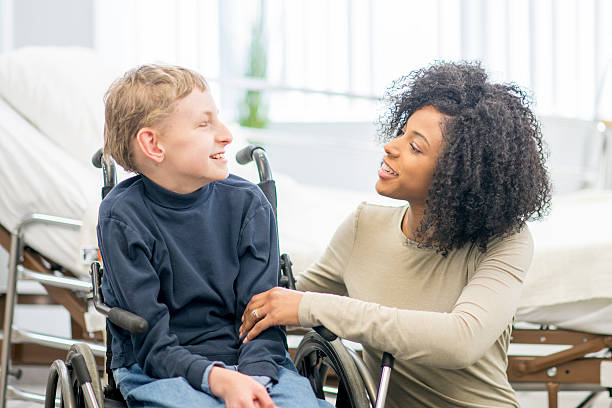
[113,356,334,408]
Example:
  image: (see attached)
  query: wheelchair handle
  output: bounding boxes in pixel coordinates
[91,149,103,168]
[313,326,337,342]
[236,144,273,182]
[236,144,263,165]
[92,148,117,199]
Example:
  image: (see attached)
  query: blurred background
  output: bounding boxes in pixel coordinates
[1,1,612,407]
[1,0,611,193]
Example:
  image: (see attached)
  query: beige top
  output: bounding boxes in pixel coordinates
[297,203,533,408]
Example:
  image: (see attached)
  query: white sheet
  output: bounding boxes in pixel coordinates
[0,46,119,278]
[0,96,99,276]
[516,298,612,335]
[521,190,612,308]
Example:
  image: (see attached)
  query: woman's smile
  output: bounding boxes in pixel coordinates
[378,160,399,179]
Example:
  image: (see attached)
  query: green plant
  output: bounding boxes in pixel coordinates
[239,4,268,129]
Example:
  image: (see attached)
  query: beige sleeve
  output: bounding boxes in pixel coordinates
[295,206,361,296]
[298,227,533,369]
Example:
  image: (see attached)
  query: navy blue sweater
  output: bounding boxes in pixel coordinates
[97,174,286,392]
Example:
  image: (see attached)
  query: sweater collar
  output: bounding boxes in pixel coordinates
[141,175,211,209]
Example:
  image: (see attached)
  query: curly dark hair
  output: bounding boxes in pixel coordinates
[377,61,551,254]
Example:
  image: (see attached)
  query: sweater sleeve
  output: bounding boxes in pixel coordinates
[298,227,533,368]
[236,203,286,382]
[295,206,360,296]
[97,217,221,393]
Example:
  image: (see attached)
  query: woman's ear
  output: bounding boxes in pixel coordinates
[135,127,164,163]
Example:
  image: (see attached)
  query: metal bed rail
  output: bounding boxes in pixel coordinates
[0,213,101,407]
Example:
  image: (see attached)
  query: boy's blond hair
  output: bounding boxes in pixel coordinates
[103,64,207,172]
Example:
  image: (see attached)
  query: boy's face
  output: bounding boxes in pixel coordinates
[158,89,232,191]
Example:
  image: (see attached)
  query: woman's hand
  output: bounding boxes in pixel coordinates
[239,287,303,343]
[209,367,277,408]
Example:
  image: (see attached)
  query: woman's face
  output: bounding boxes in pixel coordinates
[375,105,445,203]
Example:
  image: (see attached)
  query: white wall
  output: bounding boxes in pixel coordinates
[0,0,93,51]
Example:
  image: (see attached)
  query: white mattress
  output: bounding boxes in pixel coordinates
[0,96,99,276]
[516,190,612,334]
[521,190,612,307]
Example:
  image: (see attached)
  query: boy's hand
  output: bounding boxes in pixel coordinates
[209,367,277,408]
[239,287,302,343]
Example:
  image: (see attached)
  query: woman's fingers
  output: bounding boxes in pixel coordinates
[243,317,274,343]
[242,291,270,323]
[241,288,304,342]
[239,304,267,337]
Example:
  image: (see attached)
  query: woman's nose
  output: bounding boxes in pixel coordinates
[384,138,400,157]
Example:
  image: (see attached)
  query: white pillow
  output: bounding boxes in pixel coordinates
[0,46,121,165]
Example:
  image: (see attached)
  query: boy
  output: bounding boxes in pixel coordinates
[98,64,329,408]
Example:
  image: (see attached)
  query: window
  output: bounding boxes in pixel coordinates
[94,0,612,122]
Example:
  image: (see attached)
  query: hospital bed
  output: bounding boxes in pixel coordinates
[0,46,611,407]
[509,188,612,408]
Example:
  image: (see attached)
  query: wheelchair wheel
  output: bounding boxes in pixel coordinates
[294,331,370,408]
[66,342,103,407]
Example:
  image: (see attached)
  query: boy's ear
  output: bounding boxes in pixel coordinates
[135,127,164,163]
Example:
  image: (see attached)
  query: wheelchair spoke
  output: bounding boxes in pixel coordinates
[297,350,326,399]
[318,359,330,386]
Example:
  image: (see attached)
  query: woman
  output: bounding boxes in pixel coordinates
[239,62,550,407]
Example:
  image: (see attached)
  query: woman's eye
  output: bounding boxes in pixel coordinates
[199,122,209,128]
[410,143,421,153]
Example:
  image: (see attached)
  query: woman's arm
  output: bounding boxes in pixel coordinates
[242,227,533,369]
[298,227,534,368]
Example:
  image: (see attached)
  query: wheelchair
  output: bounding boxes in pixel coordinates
[43,145,395,408]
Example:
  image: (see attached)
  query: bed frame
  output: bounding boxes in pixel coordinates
[508,328,612,408]
[0,220,104,406]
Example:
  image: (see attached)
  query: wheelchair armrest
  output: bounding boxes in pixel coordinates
[90,262,149,334]
[108,308,149,334]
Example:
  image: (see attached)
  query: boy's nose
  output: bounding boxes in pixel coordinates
[217,123,233,144]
